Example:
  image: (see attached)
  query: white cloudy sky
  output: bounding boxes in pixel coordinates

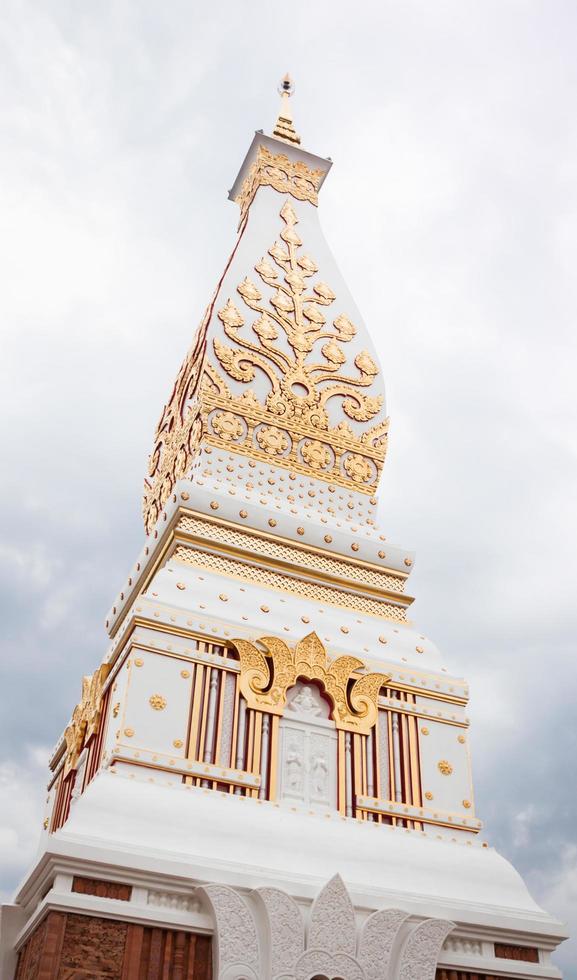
[1,0,576,974]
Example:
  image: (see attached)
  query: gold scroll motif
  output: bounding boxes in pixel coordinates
[235,145,323,224]
[142,307,210,533]
[230,631,388,735]
[204,200,389,492]
[63,664,110,775]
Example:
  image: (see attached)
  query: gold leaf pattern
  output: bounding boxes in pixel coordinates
[231,631,388,735]
[204,202,388,491]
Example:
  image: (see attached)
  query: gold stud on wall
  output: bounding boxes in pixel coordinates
[438,760,453,776]
[149,695,167,711]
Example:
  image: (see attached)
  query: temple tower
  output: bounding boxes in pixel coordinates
[0,79,566,980]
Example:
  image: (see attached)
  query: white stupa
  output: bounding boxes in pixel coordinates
[0,77,567,980]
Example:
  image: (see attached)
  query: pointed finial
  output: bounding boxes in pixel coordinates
[273,72,301,146]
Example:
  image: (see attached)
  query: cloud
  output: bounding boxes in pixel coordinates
[0,748,49,897]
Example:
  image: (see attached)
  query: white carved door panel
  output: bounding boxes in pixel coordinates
[278,683,337,812]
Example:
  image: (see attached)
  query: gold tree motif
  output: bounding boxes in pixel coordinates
[212,201,383,433]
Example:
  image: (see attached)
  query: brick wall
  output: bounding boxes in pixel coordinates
[15,911,212,979]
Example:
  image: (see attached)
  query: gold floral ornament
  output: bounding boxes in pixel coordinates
[256,425,290,456]
[343,453,375,484]
[234,145,324,223]
[438,760,453,776]
[229,631,389,735]
[63,664,111,775]
[300,439,332,470]
[149,694,167,711]
[203,201,389,492]
[142,307,209,534]
[211,411,245,442]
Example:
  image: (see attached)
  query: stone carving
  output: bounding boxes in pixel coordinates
[279,714,337,811]
[202,884,260,979]
[147,889,200,913]
[443,936,482,956]
[286,740,305,796]
[256,887,305,978]
[309,875,356,957]
[310,744,329,803]
[398,919,455,980]
[289,684,324,716]
[358,908,409,980]
[203,874,455,980]
[293,949,365,980]
[218,672,237,768]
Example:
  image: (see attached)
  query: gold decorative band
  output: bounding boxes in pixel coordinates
[231,631,389,735]
[172,544,408,623]
[176,514,407,596]
[235,144,325,223]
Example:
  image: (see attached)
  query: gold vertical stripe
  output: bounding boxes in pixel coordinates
[338,730,346,815]
[374,714,382,799]
[268,715,280,802]
[229,676,240,793]
[186,664,204,786]
[214,669,226,766]
[387,711,397,827]
[197,665,211,767]
[251,712,263,798]
[246,710,255,794]
[400,713,411,803]
[407,714,422,806]
[387,711,395,804]
[353,734,363,820]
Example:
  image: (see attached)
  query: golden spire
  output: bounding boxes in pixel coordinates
[272,73,301,146]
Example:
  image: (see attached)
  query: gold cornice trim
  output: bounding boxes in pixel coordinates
[174,515,408,600]
[121,627,467,718]
[235,144,323,223]
[176,508,409,583]
[110,750,260,789]
[385,685,468,706]
[103,617,466,738]
[173,543,408,623]
[356,796,481,832]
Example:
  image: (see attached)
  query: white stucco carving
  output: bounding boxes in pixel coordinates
[202,884,260,979]
[293,948,366,980]
[256,886,305,977]
[279,684,337,812]
[308,874,356,957]
[147,889,200,912]
[443,935,482,955]
[398,918,455,980]
[198,873,462,980]
[358,908,409,980]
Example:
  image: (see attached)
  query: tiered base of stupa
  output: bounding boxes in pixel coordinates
[0,770,565,979]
